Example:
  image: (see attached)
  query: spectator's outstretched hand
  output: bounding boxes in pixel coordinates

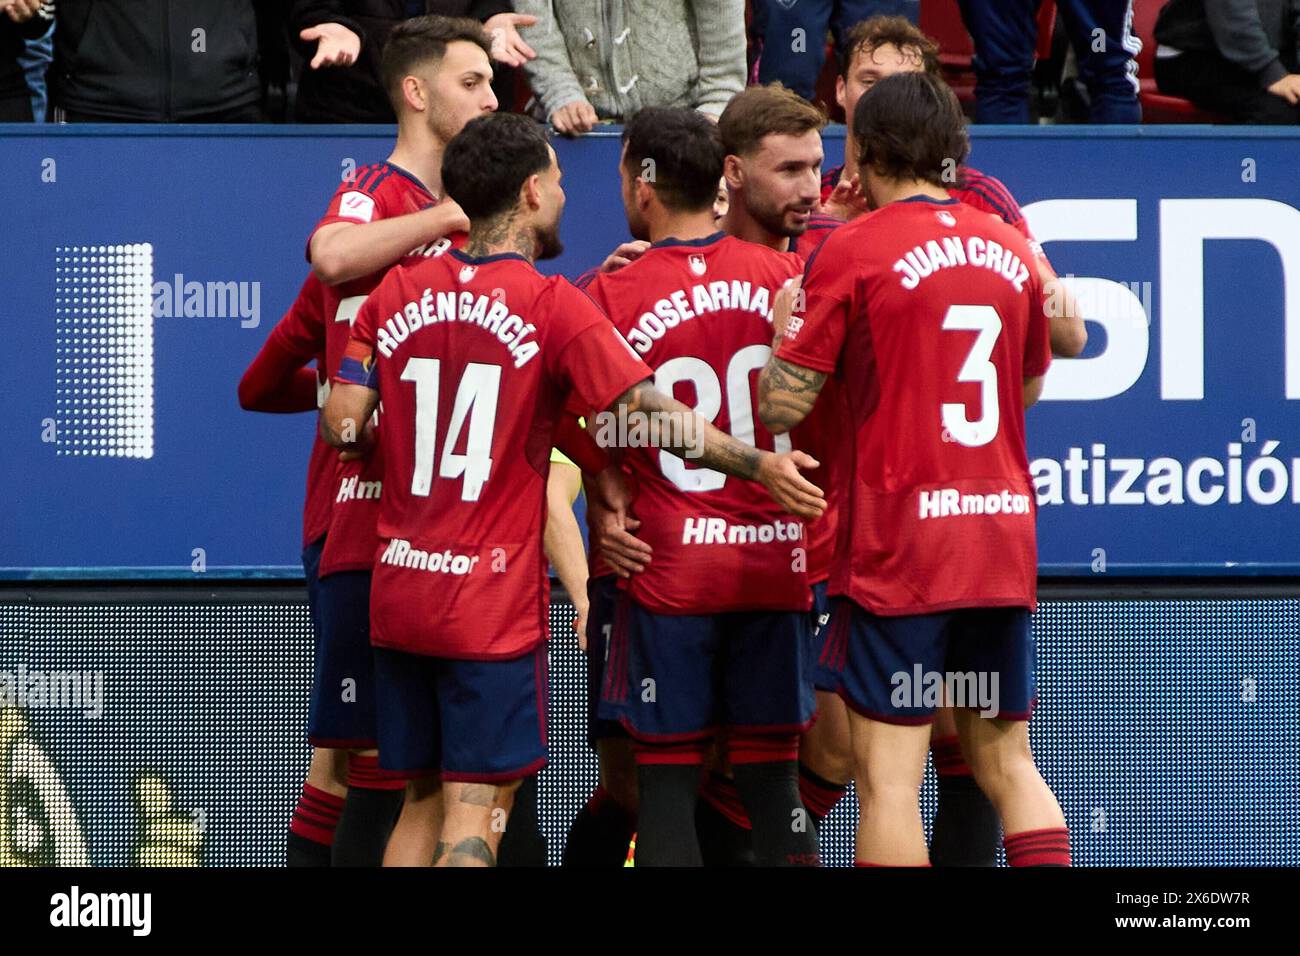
[551,100,599,136]
[3,0,44,22]
[300,23,362,70]
[1267,74,1300,105]
[484,13,538,68]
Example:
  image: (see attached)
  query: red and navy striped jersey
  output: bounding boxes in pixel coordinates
[780,197,1051,614]
[335,249,650,659]
[238,274,331,547]
[583,233,811,615]
[308,161,448,577]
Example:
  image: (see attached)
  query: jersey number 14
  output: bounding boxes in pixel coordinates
[400,358,501,501]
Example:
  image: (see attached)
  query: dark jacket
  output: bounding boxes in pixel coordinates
[51,1,286,121]
[1155,0,1300,87]
[289,0,509,123]
[1,5,54,105]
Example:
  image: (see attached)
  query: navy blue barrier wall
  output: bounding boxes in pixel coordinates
[2,125,1298,577]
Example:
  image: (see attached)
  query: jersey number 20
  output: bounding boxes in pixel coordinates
[655,344,791,491]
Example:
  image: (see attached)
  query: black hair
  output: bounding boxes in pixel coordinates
[621,106,725,211]
[443,113,553,221]
[853,71,969,187]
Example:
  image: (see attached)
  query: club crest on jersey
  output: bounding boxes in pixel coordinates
[459,265,477,282]
[688,254,707,276]
[937,210,957,227]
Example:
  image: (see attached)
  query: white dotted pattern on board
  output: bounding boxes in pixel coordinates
[54,244,155,459]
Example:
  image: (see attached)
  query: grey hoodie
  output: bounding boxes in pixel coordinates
[517,0,745,120]
[1155,0,1300,87]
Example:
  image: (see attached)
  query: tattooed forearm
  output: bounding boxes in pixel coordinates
[607,380,763,480]
[432,841,449,864]
[758,358,827,434]
[443,836,496,867]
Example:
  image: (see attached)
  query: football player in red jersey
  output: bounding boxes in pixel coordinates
[239,276,348,864]
[824,16,1087,361]
[823,16,1086,864]
[710,84,855,849]
[582,107,822,868]
[759,72,1070,867]
[289,15,496,868]
[323,112,825,866]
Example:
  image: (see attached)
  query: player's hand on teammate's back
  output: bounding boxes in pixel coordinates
[484,13,539,68]
[550,100,599,136]
[587,466,653,578]
[822,174,869,220]
[598,240,651,273]
[1267,74,1300,105]
[757,450,825,520]
[300,23,362,70]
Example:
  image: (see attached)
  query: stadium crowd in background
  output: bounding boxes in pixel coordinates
[6,2,1294,127]
[1154,0,1300,123]
[290,1,538,120]
[514,0,746,134]
[0,0,53,121]
[748,0,921,100]
[955,0,1142,123]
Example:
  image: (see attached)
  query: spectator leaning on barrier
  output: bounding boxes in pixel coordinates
[0,0,54,121]
[290,1,537,122]
[515,0,746,135]
[1154,0,1300,123]
[49,0,289,122]
[749,0,920,101]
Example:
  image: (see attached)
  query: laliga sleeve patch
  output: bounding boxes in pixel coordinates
[338,191,377,223]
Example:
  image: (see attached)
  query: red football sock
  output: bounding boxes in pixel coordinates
[798,762,848,824]
[697,771,752,830]
[290,783,345,846]
[930,734,973,777]
[1004,827,1071,866]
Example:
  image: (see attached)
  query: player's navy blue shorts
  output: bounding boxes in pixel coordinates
[373,644,548,782]
[303,535,325,625]
[804,580,842,693]
[826,598,1036,725]
[598,596,816,742]
[585,575,627,748]
[307,566,379,749]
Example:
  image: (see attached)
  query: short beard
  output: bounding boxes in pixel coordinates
[748,195,808,239]
[535,222,564,261]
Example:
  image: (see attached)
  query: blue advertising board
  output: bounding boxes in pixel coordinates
[1,125,1297,577]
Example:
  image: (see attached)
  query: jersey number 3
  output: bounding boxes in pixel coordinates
[942,304,1002,448]
[401,358,501,501]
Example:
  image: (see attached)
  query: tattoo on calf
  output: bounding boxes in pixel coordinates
[445,836,496,867]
